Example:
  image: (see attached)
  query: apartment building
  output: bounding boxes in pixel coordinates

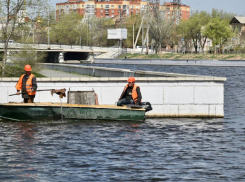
[56,0,147,20]
[56,0,190,22]
[162,2,190,24]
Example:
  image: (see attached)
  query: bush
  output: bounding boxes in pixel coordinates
[0,64,45,77]
[1,45,47,77]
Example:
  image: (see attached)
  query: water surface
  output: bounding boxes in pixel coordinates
[1,65,245,181]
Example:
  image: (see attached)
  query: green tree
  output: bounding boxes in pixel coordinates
[202,17,233,54]
[85,17,115,47]
[211,9,235,23]
[176,11,211,53]
[123,15,142,48]
[94,18,115,47]
[50,12,83,45]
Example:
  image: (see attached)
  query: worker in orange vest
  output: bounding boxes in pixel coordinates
[117,77,142,106]
[15,65,37,103]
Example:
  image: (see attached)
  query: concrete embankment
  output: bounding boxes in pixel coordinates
[0,63,226,118]
[93,59,245,67]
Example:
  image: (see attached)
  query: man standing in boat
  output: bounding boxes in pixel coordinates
[15,65,37,103]
[117,77,142,106]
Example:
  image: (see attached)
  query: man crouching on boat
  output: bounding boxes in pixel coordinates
[117,77,142,106]
[15,65,37,103]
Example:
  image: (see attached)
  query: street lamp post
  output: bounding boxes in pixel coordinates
[87,17,89,46]
[48,19,50,48]
[47,10,50,48]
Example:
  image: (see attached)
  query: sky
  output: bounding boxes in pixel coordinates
[181,0,245,16]
[49,0,245,16]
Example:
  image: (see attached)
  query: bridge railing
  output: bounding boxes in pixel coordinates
[0,43,116,51]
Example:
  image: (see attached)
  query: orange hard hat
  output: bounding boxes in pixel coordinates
[127,77,135,83]
[24,65,32,71]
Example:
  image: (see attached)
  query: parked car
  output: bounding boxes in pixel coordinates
[8,40,17,44]
[3,40,18,44]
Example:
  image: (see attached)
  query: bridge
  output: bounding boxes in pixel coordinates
[0,43,122,63]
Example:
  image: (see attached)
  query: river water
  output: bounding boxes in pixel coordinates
[1,64,245,181]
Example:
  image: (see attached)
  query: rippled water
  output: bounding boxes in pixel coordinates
[1,65,245,181]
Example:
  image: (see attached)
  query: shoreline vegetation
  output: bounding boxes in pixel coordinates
[119,53,245,60]
[0,64,45,77]
[1,53,245,77]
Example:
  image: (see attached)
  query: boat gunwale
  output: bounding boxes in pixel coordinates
[0,103,146,111]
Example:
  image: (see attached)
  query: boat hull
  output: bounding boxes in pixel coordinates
[0,103,145,122]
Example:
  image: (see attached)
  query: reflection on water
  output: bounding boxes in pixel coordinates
[1,65,245,181]
[0,123,39,180]
[60,98,64,122]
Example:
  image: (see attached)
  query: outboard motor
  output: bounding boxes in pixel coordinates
[140,102,153,112]
[126,102,153,112]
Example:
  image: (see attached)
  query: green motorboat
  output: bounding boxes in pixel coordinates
[0,103,146,122]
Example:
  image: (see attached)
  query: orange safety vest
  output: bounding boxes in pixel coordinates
[15,74,36,95]
[120,84,141,104]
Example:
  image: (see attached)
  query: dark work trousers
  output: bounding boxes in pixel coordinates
[117,98,134,106]
[24,97,34,103]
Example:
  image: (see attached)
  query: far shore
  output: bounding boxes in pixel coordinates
[119,53,245,60]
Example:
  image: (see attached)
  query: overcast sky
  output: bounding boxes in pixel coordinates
[49,0,245,16]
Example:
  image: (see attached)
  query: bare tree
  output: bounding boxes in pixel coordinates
[0,0,49,76]
[1,0,24,76]
[90,18,114,47]
[146,1,176,53]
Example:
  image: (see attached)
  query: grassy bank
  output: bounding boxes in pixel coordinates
[0,64,45,77]
[119,53,245,60]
